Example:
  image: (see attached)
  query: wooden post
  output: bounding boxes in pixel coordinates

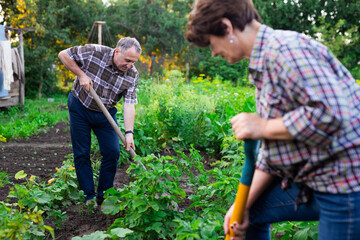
[95,21,106,45]
[98,23,102,45]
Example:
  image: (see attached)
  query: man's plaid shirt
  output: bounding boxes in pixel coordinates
[66,44,139,112]
[250,25,360,194]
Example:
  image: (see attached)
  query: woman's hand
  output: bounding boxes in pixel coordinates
[231,113,293,140]
[224,204,250,240]
[231,113,266,140]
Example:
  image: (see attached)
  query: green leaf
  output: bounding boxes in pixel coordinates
[101,196,121,215]
[145,222,163,233]
[133,198,146,209]
[34,191,51,204]
[68,180,78,188]
[149,201,160,211]
[138,204,149,213]
[109,228,133,238]
[44,225,54,239]
[15,170,27,179]
[71,231,109,240]
[293,228,309,240]
[173,188,186,198]
[68,189,80,200]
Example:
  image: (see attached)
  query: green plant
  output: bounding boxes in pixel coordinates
[272,221,318,240]
[2,171,55,240]
[102,155,186,239]
[0,202,54,240]
[0,95,68,141]
[197,56,249,86]
[174,217,223,240]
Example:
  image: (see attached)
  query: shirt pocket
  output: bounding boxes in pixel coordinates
[101,82,112,100]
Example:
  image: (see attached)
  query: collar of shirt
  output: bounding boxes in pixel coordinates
[248,24,274,88]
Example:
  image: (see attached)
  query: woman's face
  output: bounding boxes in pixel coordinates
[209,34,243,64]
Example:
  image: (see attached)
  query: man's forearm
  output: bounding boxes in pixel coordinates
[58,50,86,78]
[123,104,135,131]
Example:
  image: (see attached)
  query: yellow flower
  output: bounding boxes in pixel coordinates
[0,135,6,142]
[48,178,55,184]
[68,165,75,171]
[55,167,60,173]
[30,175,35,181]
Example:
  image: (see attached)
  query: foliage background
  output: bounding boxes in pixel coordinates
[0,0,358,98]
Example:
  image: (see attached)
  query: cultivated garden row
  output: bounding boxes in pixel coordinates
[0,71,318,239]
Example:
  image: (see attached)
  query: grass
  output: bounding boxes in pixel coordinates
[0,95,69,141]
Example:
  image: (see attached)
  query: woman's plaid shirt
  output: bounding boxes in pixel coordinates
[249,25,360,194]
[66,44,139,112]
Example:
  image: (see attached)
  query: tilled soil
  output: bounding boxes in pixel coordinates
[0,122,131,239]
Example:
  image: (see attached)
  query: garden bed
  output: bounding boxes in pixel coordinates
[0,122,131,239]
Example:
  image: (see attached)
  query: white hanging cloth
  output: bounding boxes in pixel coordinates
[0,40,13,90]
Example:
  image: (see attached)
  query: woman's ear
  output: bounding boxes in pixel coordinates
[221,18,233,35]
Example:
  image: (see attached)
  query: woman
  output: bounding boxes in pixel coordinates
[186,0,360,240]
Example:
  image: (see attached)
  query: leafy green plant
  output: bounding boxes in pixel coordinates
[72,228,134,240]
[272,221,318,240]
[102,155,186,239]
[174,217,223,240]
[197,56,249,86]
[0,202,54,240]
[2,171,55,239]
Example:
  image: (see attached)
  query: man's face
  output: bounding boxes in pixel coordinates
[113,46,141,72]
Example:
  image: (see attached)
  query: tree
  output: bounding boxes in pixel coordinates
[2,0,106,97]
[104,0,193,75]
[254,0,359,78]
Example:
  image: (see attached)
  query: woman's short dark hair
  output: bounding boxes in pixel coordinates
[186,0,260,47]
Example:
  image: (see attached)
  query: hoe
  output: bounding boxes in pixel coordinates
[226,139,260,240]
[89,85,146,169]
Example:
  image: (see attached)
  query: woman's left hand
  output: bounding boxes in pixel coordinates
[223,204,250,240]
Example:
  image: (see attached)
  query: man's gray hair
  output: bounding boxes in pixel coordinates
[116,37,142,54]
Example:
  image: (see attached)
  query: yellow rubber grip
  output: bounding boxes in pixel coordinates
[225,183,250,240]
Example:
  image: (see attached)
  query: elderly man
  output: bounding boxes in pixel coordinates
[58,37,141,206]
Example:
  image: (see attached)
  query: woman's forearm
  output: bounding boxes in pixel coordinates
[246,169,275,209]
[263,117,293,140]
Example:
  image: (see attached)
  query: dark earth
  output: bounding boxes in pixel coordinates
[0,122,132,239]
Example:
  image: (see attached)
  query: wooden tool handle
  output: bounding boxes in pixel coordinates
[89,86,136,158]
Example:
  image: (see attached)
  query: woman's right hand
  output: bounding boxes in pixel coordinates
[224,204,250,240]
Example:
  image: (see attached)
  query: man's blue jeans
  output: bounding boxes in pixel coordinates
[246,179,360,240]
[68,92,120,202]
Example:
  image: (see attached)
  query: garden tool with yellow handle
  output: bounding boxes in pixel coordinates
[225,139,260,240]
